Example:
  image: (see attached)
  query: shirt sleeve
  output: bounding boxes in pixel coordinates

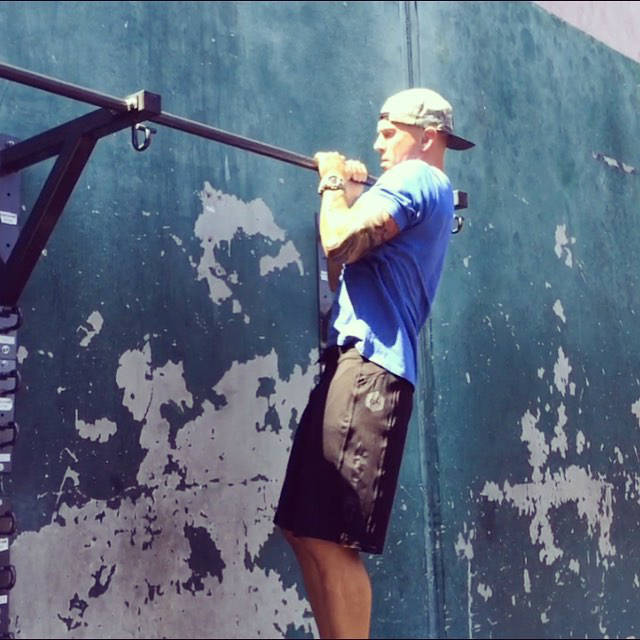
[357,160,434,231]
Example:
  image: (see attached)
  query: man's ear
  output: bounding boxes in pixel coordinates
[421,127,437,151]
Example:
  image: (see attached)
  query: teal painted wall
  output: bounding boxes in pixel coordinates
[1,2,433,638]
[416,2,640,638]
[1,1,639,638]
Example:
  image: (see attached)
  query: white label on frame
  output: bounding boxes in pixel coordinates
[0,454,11,463]
[0,336,15,346]
[0,594,7,605]
[0,398,12,412]
[0,212,17,226]
[0,538,8,553]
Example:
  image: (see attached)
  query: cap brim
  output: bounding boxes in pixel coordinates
[447,133,475,151]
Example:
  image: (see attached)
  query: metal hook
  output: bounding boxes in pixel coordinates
[452,215,464,234]
[131,123,156,152]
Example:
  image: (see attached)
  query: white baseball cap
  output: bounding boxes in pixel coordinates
[380,88,475,150]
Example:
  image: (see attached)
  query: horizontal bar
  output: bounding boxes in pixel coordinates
[0,61,470,206]
[0,61,376,184]
[0,61,128,112]
[151,112,378,186]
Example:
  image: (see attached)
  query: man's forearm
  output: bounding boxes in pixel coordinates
[319,188,353,261]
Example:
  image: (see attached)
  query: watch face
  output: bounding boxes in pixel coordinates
[327,175,340,187]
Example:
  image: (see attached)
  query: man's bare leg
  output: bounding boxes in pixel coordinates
[284,531,332,638]
[283,531,372,639]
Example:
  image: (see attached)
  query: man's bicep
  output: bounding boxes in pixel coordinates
[327,203,400,265]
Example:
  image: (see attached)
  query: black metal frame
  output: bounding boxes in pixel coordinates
[0,89,161,306]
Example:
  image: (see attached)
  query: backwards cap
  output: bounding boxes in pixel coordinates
[380,88,474,150]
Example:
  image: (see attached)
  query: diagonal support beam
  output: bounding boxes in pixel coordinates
[0,134,97,305]
[0,91,161,306]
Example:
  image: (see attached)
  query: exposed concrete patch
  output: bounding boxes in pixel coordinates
[12,343,318,638]
[552,300,566,324]
[520,409,548,482]
[195,182,298,308]
[592,151,638,175]
[259,240,304,277]
[78,311,104,348]
[16,345,28,364]
[486,465,615,565]
[631,398,640,426]
[550,403,568,458]
[75,411,117,443]
[482,396,615,567]
[553,347,572,397]
[554,225,574,268]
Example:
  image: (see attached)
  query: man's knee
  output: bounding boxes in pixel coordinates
[279,528,361,565]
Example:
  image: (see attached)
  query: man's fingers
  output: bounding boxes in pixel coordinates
[314,151,347,176]
[345,159,368,182]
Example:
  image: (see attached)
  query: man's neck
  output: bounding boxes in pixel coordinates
[421,150,445,172]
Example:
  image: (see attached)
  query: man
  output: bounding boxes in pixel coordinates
[274,88,474,639]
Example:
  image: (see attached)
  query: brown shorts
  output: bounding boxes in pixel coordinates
[274,344,414,554]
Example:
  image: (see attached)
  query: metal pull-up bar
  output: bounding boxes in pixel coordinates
[0,60,469,306]
[0,61,471,205]
[0,61,356,181]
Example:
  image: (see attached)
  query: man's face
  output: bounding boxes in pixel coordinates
[373,118,424,171]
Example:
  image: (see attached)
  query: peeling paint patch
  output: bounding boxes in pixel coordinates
[554,225,574,268]
[116,342,152,422]
[520,409,548,481]
[480,481,503,504]
[576,430,586,454]
[13,343,319,639]
[632,398,640,427]
[483,465,615,565]
[454,524,475,639]
[16,345,28,364]
[78,311,104,348]
[592,151,638,175]
[550,403,568,458]
[477,583,493,601]
[75,411,117,444]
[259,240,304,276]
[195,182,299,308]
[552,300,566,323]
[614,446,624,464]
[553,347,572,397]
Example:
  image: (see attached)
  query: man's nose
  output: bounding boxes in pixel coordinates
[373,135,384,154]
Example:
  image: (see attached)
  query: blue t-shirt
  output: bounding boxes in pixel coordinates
[327,159,453,386]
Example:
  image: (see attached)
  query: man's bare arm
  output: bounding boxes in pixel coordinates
[315,152,400,269]
[320,192,399,265]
